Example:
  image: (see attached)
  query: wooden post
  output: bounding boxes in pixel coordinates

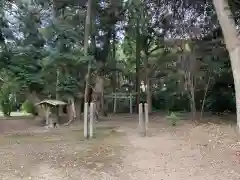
[48,113,53,128]
[71,98,76,120]
[55,105,60,125]
[130,93,133,113]
[138,103,145,136]
[84,102,88,138]
[113,93,117,113]
[45,106,50,126]
[89,102,94,138]
[144,103,149,136]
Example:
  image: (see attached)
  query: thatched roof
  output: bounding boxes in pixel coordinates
[36,99,67,106]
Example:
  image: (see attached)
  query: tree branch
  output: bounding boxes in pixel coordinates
[148,45,164,54]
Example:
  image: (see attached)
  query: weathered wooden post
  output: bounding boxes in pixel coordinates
[138,103,149,137]
[89,102,94,138]
[138,103,145,136]
[84,102,88,138]
[113,93,117,113]
[130,93,133,113]
[144,103,149,136]
[45,106,50,126]
[84,102,95,139]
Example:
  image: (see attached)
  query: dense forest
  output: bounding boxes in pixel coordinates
[0,0,239,124]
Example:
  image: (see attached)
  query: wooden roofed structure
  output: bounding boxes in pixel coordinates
[36,99,67,127]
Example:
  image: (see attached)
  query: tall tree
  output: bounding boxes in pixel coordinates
[212,0,240,129]
[84,0,93,105]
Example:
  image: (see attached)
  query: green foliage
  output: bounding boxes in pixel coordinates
[0,83,15,117]
[21,100,36,115]
[1,100,13,117]
[0,0,237,119]
[58,75,79,98]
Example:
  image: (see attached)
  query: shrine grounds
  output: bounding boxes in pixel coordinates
[0,113,239,180]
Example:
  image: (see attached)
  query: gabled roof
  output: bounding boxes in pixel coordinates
[36,99,67,106]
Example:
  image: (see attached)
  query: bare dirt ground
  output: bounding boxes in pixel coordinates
[0,114,239,180]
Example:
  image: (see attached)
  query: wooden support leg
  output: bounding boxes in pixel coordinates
[45,106,50,127]
[89,102,94,139]
[138,103,145,136]
[84,102,88,138]
[144,103,149,136]
[113,94,117,113]
[130,93,133,113]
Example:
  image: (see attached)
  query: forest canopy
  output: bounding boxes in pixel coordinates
[0,0,239,122]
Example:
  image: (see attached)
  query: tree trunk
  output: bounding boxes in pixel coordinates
[92,75,104,121]
[84,0,92,104]
[213,0,240,128]
[65,97,76,126]
[83,0,92,137]
[75,98,82,120]
[188,72,196,120]
[56,67,60,100]
[135,19,141,112]
[190,82,196,119]
[147,79,152,113]
[144,55,152,113]
[230,48,240,128]
[56,67,61,122]
[200,76,211,119]
[112,27,117,93]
